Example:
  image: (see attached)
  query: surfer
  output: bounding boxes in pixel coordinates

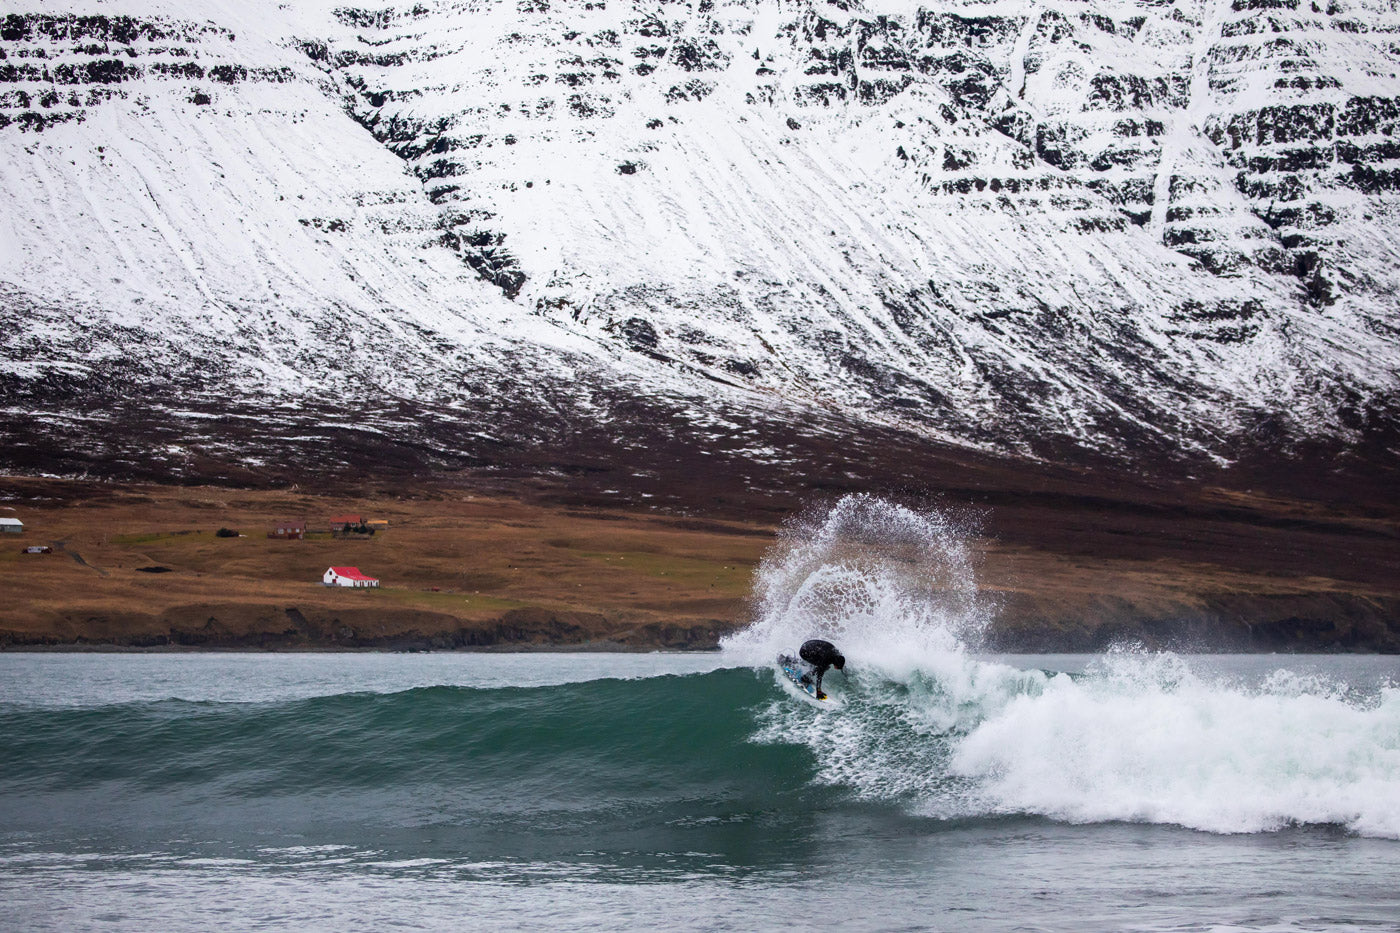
[798,638,845,700]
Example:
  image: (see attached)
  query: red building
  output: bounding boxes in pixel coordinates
[268,520,306,540]
[323,566,379,588]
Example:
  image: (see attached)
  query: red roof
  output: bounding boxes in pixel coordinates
[328,515,364,524]
[328,566,377,581]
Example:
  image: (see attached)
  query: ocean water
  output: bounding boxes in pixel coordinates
[3,497,1399,931]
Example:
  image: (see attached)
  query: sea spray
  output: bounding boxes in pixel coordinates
[727,495,1042,811]
[721,495,990,668]
[723,496,1400,838]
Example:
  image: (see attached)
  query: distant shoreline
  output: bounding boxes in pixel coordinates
[0,641,721,654]
[2,475,1398,654]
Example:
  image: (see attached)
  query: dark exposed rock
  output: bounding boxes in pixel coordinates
[617,317,659,351]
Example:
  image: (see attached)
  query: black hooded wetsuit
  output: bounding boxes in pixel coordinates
[798,638,845,697]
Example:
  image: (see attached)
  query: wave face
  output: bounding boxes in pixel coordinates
[0,669,830,866]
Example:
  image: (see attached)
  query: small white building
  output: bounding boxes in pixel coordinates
[0,518,22,534]
[323,566,379,588]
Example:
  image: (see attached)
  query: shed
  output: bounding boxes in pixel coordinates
[323,566,379,588]
[328,514,364,531]
[0,518,22,534]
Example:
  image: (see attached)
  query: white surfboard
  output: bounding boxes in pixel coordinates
[776,654,836,706]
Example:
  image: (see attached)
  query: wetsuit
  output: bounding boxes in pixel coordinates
[798,638,845,698]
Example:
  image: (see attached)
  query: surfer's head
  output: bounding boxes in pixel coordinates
[834,654,845,671]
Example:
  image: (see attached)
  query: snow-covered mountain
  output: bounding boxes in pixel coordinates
[2,0,1398,484]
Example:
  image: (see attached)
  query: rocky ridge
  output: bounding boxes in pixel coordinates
[1,0,1398,484]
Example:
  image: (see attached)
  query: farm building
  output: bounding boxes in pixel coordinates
[22,545,51,554]
[323,566,379,588]
[268,521,306,540]
[327,514,363,531]
[0,518,22,534]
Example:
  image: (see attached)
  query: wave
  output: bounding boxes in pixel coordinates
[1,656,1397,840]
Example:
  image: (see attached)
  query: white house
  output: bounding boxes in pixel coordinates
[0,518,22,534]
[323,566,379,588]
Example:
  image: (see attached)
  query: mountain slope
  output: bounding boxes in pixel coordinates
[2,0,1398,485]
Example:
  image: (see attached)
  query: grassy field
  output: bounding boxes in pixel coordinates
[0,480,772,648]
[1,476,1397,651]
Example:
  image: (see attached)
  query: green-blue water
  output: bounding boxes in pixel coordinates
[2,651,1398,931]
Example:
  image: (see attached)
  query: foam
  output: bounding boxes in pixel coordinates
[949,652,1400,838]
[735,496,1400,839]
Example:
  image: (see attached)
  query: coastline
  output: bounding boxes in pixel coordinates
[0,641,719,653]
[2,475,1398,654]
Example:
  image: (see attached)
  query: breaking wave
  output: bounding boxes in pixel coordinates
[725,495,1400,838]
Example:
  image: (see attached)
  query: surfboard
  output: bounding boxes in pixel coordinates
[777,653,829,704]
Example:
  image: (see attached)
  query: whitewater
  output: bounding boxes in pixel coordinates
[2,498,1398,930]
